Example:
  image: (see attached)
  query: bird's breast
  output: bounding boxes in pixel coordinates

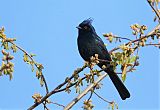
[77,36,97,61]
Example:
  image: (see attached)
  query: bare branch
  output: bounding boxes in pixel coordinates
[146,43,160,46]
[93,92,112,104]
[113,36,132,41]
[9,42,49,94]
[87,90,94,101]
[51,102,65,108]
[42,102,49,110]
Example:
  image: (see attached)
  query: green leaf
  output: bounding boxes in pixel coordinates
[0,71,2,76]
[115,52,122,60]
[115,103,118,109]
[76,86,80,93]
[4,42,9,50]
[11,44,18,53]
[122,73,126,82]
[9,73,13,80]
[156,0,160,3]
[129,56,138,63]
[23,54,29,62]
[40,77,44,86]
[108,36,113,43]
[30,61,35,72]
[3,69,7,75]
[31,65,34,72]
[1,27,5,32]
[114,52,124,65]
[122,64,127,82]
[30,53,36,57]
[125,56,130,64]
[151,35,154,40]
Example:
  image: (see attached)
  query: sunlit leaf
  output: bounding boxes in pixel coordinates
[122,64,127,82]
[9,73,13,80]
[129,56,138,63]
[0,71,2,76]
[11,44,18,53]
[23,54,28,62]
[4,42,9,50]
[40,77,44,86]
[30,53,36,57]
[122,73,126,82]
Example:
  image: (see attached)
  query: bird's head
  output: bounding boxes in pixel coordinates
[77,18,96,34]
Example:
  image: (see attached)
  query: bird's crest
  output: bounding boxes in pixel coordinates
[81,18,93,25]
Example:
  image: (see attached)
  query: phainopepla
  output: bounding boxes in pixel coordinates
[77,18,130,100]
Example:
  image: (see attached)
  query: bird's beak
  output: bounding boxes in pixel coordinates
[76,26,82,29]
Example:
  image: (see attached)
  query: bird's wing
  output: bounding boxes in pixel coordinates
[94,34,112,61]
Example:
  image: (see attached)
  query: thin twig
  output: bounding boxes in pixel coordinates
[27,64,87,110]
[42,102,49,110]
[54,64,87,91]
[113,36,132,41]
[146,43,160,46]
[53,69,105,93]
[9,41,49,94]
[51,102,65,108]
[109,24,160,53]
[87,89,94,101]
[64,73,107,110]
[93,91,112,104]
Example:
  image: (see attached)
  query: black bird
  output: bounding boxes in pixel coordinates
[77,18,130,100]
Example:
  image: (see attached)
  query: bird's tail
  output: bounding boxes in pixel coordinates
[105,69,130,100]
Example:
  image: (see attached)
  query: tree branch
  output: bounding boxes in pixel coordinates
[27,64,87,110]
[51,102,65,108]
[109,24,160,53]
[64,73,107,110]
[93,92,112,104]
[9,42,49,94]
[113,36,132,41]
[147,0,160,22]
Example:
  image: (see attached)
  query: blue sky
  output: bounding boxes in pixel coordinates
[0,0,159,110]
